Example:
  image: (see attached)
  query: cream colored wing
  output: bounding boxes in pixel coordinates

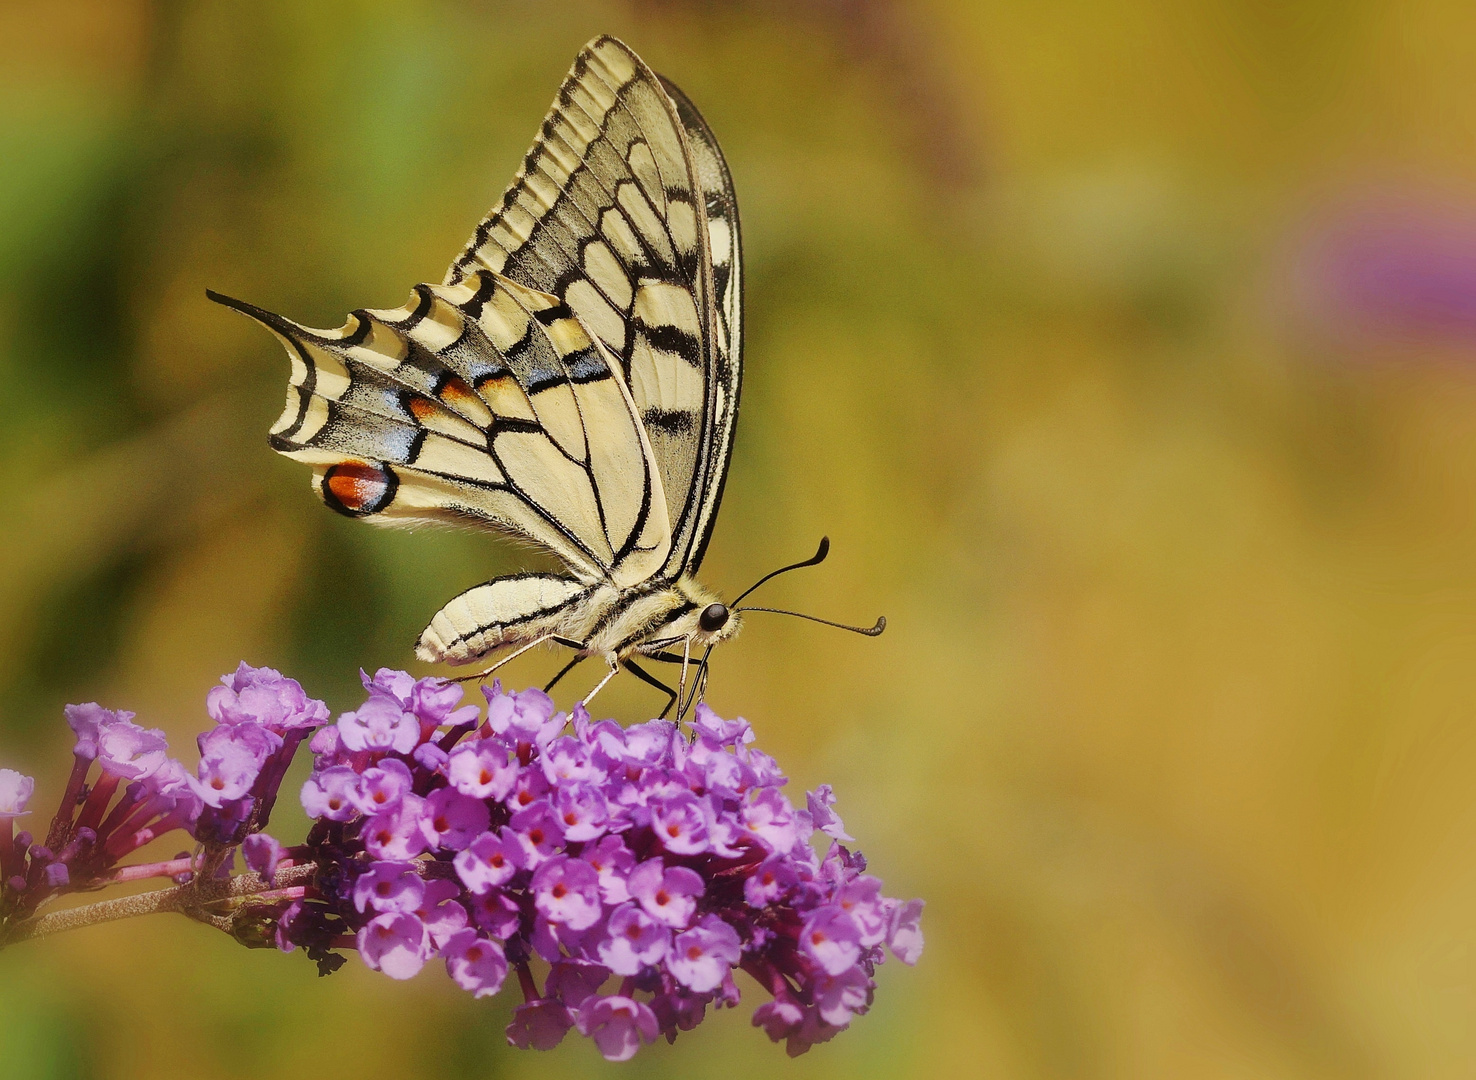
[446,35,742,579]
[659,75,742,574]
[210,270,671,590]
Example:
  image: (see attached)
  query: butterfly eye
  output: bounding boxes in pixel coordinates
[699,604,729,633]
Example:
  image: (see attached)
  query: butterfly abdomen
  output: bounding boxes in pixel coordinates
[416,573,597,665]
[416,571,738,668]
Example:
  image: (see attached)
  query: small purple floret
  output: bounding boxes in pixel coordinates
[209,662,329,731]
[454,829,524,893]
[350,759,414,816]
[597,901,669,974]
[96,716,170,780]
[507,1000,573,1050]
[808,783,854,842]
[627,859,703,928]
[576,995,660,1062]
[352,861,425,914]
[242,833,284,881]
[888,897,926,964]
[668,915,742,993]
[420,788,490,852]
[358,911,430,980]
[0,770,33,818]
[447,741,516,800]
[361,795,429,861]
[532,855,602,930]
[338,695,419,755]
[442,928,508,997]
[300,766,358,821]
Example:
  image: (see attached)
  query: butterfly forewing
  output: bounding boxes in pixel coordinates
[659,76,742,574]
[213,269,671,587]
[446,35,742,579]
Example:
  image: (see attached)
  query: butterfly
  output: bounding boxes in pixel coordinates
[211,36,880,717]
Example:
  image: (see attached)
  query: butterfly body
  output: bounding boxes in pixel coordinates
[214,37,745,712]
[414,571,740,668]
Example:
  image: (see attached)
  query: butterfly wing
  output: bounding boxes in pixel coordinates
[658,75,743,575]
[209,271,672,591]
[445,35,742,578]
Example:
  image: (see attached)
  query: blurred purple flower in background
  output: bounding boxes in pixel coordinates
[1286,188,1476,352]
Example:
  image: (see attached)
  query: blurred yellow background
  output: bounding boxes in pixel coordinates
[4,0,1476,1076]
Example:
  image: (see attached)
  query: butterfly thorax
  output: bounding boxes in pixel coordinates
[535,574,740,659]
[598,573,741,660]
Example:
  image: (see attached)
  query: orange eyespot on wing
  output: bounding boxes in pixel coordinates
[321,461,398,517]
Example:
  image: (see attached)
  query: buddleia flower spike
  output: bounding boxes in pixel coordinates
[0,665,923,1061]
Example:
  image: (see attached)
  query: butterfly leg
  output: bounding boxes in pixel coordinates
[678,647,714,721]
[544,653,587,693]
[675,637,693,723]
[450,632,574,684]
[623,659,679,719]
[577,655,621,712]
[641,649,704,720]
[640,649,696,717]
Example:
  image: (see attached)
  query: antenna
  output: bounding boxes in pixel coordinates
[731,537,831,607]
[678,537,885,718]
[734,607,886,637]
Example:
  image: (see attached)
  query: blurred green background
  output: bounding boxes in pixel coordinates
[5,0,1476,1077]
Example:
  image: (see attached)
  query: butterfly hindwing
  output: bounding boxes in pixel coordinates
[210,270,671,589]
[446,35,742,579]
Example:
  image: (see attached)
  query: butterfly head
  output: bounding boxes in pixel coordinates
[670,577,743,650]
[699,603,731,634]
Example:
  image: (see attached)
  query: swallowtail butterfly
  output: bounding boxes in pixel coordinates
[212,36,879,716]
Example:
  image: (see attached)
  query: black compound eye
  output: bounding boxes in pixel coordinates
[699,603,730,633]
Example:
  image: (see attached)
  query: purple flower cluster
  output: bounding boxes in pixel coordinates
[0,663,922,1062]
[1,702,194,910]
[190,662,329,846]
[0,664,327,923]
[280,673,924,1059]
